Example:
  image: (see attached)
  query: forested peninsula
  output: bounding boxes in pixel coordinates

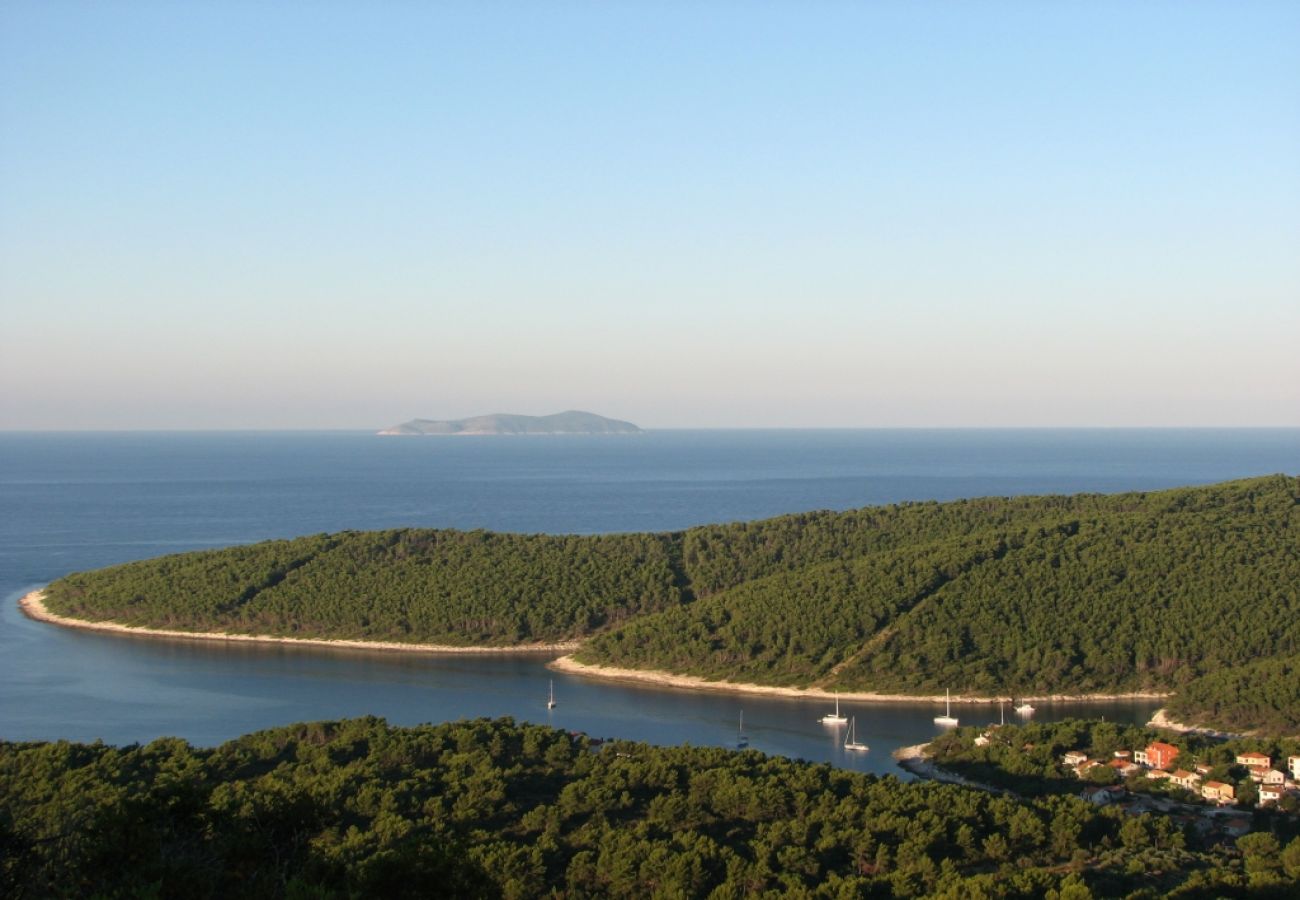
[5,716,1299,898]
[35,475,1300,733]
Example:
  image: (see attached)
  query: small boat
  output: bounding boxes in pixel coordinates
[547,680,557,710]
[843,716,868,752]
[1014,700,1035,717]
[934,689,959,727]
[736,710,749,748]
[820,692,848,725]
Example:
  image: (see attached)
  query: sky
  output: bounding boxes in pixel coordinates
[1,1,1298,429]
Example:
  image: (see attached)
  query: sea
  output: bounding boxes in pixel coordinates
[2,428,1296,777]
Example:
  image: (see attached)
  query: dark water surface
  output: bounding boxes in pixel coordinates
[3,429,1296,776]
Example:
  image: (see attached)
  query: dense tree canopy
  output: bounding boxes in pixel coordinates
[4,717,1299,898]
[42,476,1300,729]
[1169,657,1300,736]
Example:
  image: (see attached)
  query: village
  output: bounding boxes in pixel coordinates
[1046,738,1300,837]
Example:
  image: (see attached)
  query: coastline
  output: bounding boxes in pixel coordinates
[891,742,1008,793]
[14,589,1189,710]
[1146,707,1249,740]
[550,655,1172,706]
[18,590,579,655]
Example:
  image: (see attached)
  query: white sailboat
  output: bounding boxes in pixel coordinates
[547,679,557,710]
[736,710,749,748]
[934,689,959,727]
[843,716,868,752]
[1014,699,1035,717]
[820,692,848,725]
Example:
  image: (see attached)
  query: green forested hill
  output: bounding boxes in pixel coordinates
[4,717,1296,898]
[44,529,685,645]
[41,476,1300,723]
[580,476,1300,703]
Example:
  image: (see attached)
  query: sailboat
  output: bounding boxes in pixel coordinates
[547,680,557,710]
[736,710,749,748]
[820,692,848,725]
[934,689,959,727]
[1014,699,1035,717]
[843,716,868,752]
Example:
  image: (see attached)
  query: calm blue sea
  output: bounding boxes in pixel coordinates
[1,429,1296,771]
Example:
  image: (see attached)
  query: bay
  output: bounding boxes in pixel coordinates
[3,428,1297,776]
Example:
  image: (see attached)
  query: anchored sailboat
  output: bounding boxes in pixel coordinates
[934,689,959,727]
[737,710,749,748]
[547,680,557,710]
[843,716,868,752]
[820,691,848,725]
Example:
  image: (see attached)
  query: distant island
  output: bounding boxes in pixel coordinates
[378,410,641,436]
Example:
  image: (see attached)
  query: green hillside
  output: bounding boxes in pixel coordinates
[582,477,1300,696]
[4,717,1297,898]
[41,476,1300,727]
[43,529,685,645]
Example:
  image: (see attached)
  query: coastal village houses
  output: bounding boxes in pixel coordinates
[1203,781,1237,804]
[1251,767,1287,786]
[1142,741,1180,770]
[1260,785,1285,807]
[1057,739,1300,813]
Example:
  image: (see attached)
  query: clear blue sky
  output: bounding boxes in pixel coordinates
[2,1,1297,429]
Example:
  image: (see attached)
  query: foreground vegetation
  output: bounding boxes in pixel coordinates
[41,476,1300,731]
[4,717,1300,898]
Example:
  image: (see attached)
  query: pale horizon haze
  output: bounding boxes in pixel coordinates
[2,2,1297,430]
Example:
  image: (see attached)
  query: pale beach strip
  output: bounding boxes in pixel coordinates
[18,590,578,655]
[550,654,1171,705]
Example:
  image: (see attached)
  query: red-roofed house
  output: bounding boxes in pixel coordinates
[1108,759,1142,777]
[1144,741,1180,770]
[1236,752,1271,768]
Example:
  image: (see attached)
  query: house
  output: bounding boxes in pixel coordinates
[1236,752,1271,768]
[1245,767,1285,786]
[1259,785,1283,807]
[1222,817,1252,838]
[1113,750,1132,759]
[1134,749,1149,766]
[1194,763,1213,776]
[1081,785,1125,806]
[1288,755,1300,780]
[1144,741,1180,770]
[1062,750,1089,767]
[1076,760,1103,778]
[1170,769,1201,790]
[1146,769,1173,781]
[1203,781,1237,804]
[1108,759,1142,777]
